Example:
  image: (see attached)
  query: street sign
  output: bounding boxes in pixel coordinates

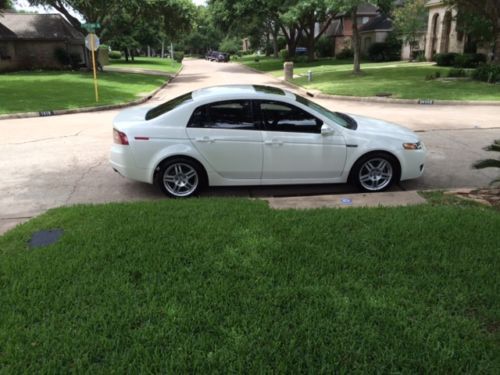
[85,34,100,51]
[82,22,100,32]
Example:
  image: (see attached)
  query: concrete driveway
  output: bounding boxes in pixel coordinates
[1,58,500,233]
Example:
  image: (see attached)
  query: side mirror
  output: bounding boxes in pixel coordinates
[321,124,334,136]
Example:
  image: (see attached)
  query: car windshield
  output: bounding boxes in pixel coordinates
[295,95,357,130]
[145,92,193,120]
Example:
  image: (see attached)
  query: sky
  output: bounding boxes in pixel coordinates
[13,0,207,20]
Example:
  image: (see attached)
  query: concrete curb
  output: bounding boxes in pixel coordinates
[0,65,184,121]
[264,190,427,210]
[237,61,500,106]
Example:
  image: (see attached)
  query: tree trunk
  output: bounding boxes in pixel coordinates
[307,32,315,62]
[52,0,84,34]
[265,31,271,57]
[351,8,361,74]
[124,48,129,62]
[272,22,279,58]
[494,23,500,64]
[161,40,165,59]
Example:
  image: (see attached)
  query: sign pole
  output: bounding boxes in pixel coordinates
[90,32,99,102]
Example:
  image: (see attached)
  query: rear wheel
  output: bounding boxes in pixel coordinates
[352,153,398,192]
[158,158,204,198]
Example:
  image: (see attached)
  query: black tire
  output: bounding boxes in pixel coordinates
[351,152,399,192]
[156,157,205,198]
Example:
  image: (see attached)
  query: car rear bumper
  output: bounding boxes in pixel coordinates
[110,145,152,183]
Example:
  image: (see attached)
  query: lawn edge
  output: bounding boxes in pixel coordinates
[237,61,500,106]
[0,65,184,120]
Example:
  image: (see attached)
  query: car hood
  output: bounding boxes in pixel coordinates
[349,114,419,141]
[113,106,152,129]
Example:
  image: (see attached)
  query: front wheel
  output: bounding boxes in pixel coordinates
[352,153,398,192]
[158,158,204,198]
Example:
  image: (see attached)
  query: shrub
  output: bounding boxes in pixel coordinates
[472,64,500,83]
[254,56,260,62]
[277,37,287,51]
[435,52,458,66]
[219,37,240,55]
[54,47,71,66]
[173,51,184,63]
[109,50,122,59]
[315,36,333,58]
[447,68,467,78]
[69,53,82,68]
[279,48,289,61]
[453,53,487,68]
[336,48,353,60]
[367,37,401,62]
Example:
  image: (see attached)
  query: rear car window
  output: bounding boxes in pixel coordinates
[145,92,193,120]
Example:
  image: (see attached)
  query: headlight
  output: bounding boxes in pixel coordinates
[403,141,422,150]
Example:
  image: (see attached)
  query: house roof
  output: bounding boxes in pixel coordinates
[359,15,393,32]
[0,12,84,43]
[336,3,379,17]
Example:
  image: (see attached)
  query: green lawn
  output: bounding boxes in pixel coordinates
[109,57,181,73]
[1,198,499,372]
[238,55,500,100]
[0,71,167,114]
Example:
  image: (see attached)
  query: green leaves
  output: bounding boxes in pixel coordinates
[473,139,500,185]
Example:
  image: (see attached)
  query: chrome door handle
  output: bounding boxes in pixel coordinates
[264,139,283,146]
[195,136,214,143]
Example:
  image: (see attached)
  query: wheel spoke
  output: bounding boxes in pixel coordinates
[360,174,371,182]
[185,170,197,179]
[378,160,387,170]
[175,164,182,175]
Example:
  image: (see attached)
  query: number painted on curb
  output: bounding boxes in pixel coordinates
[39,111,54,117]
[418,99,434,105]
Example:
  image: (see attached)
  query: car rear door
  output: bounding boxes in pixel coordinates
[186,100,263,180]
[257,100,346,180]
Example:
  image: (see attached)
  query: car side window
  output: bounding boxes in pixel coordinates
[258,101,323,133]
[188,100,257,130]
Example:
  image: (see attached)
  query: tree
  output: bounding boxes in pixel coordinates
[446,0,500,63]
[331,0,392,74]
[393,0,427,59]
[281,0,337,61]
[28,0,195,61]
[0,0,12,11]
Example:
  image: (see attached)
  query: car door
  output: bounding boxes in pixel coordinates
[186,100,263,180]
[257,100,347,180]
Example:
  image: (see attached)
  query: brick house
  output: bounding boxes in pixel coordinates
[0,12,85,72]
[424,0,489,61]
[325,4,379,56]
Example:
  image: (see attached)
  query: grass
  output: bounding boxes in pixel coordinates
[1,198,499,372]
[238,55,500,100]
[109,57,181,73]
[0,71,167,114]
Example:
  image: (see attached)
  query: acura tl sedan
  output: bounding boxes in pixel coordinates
[110,85,426,198]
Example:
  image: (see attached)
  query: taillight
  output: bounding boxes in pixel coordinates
[113,129,129,145]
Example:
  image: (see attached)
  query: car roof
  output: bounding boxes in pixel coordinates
[191,85,296,101]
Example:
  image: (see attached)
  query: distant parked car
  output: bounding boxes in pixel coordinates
[110,85,426,197]
[205,51,230,62]
[216,52,229,62]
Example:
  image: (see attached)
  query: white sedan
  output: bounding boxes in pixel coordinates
[110,85,426,197]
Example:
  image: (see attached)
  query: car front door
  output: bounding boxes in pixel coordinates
[257,100,347,180]
[186,100,263,180]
